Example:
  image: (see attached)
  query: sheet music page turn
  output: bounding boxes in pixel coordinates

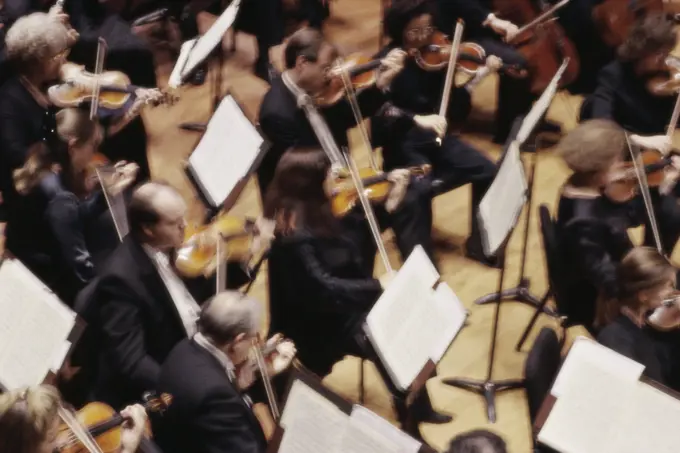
[188,95,264,207]
[0,259,76,389]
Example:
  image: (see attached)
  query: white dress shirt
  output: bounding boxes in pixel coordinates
[143,245,200,337]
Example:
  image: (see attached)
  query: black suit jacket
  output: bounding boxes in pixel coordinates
[257,75,386,197]
[155,339,267,453]
[91,236,188,408]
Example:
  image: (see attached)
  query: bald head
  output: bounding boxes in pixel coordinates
[198,291,262,346]
[128,182,186,249]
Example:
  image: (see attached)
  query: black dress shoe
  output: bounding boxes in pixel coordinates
[538,119,562,135]
[190,66,207,86]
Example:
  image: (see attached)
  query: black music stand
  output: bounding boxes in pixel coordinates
[474,118,557,317]
[442,140,526,423]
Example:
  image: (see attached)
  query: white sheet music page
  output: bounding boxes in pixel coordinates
[516,59,568,144]
[350,405,421,453]
[551,336,644,398]
[429,283,467,362]
[478,141,527,257]
[188,95,264,207]
[611,382,680,453]
[278,379,348,453]
[181,0,242,82]
[169,38,197,88]
[366,246,454,390]
[538,361,635,453]
[0,259,76,389]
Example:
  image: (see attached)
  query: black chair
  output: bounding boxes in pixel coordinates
[524,327,562,453]
[516,204,571,351]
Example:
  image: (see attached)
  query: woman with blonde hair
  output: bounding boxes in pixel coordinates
[0,384,147,453]
[10,107,137,304]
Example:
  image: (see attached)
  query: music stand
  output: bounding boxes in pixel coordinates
[442,141,527,423]
[169,0,243,132]
[473,117,556,317]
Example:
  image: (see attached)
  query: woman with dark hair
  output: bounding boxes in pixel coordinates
[264,147,451,437]
[12,108,137,303]
[373,0,499,266]
[597,247,680,390]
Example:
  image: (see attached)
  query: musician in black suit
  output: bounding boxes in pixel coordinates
[89,182,202,409]
[258,27,436,263]
[580,13,680,256]
[155,291,297,453]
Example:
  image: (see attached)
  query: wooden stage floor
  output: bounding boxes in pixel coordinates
[140,2,599,452]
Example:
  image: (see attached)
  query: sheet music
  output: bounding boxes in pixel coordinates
[169,39,197,88]
[278,380,348,453]
[430,283,467,362]
[0,259,76,389]
[516,59,569,144]
[365,246,466,390]
[611,383,680,453]
[188,95,264,207]
[539,363,634,453]
[551,337,644,398]
[350,405,421,453]
[478,141,527,257]
[180,0,242,83]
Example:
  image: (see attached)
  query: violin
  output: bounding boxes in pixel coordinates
[605,149,676,200]
[409,30,524,76]
[493,0,580,94]
[592,0,664,49]
[314,53,383,106]
[175,214,256,278]
[648,290,680,331]
[55,392,172,453]
[48,65,178,115]
[331,165,431,217]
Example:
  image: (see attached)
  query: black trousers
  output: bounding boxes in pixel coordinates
[472,36,535,143]
[340,177,436,271]
[383,128,497,257]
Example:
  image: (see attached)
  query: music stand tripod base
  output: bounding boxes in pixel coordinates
[441,376,524,423]
[474,278,557,317]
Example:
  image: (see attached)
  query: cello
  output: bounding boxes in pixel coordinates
[494,0,580,94]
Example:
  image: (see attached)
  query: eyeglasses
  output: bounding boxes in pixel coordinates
[406,26,434,40]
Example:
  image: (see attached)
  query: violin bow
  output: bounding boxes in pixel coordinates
[506,0,570,46]
[337,57,379,171]
[89,37,108,121]
[436,20,465,146]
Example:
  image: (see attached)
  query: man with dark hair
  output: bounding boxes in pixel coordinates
[447,429,507,453]
[258,27,437,264]
[580,12,680,256]
[87,182,201,408]
[155,290,296,453]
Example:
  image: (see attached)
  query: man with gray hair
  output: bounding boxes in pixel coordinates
[154,290,296,453]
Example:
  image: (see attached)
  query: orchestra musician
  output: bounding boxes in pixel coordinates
[597,246,680,391]
[0,385,148,453]
[580,12,680,256]
[446,429,507,453]
[258,27,436,262]
[555,119,680,332]
[0,13,156,293]
[434,0,557,143]
[11,108,138,304]
[264,147,452,438]
[84,181,202,409]
[155,291,297,453]
[377,0,500,266]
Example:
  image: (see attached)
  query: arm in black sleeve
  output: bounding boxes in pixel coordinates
[0,99,32,171]
[98,277,161,390]
[295,242,383,311]
[444,0,491,28]
[46,193,97,285]
[585,65,618,121]
[192,389,262,453]
[321,84,388,129]
[564,220,619,299]
[3,0,37,24]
